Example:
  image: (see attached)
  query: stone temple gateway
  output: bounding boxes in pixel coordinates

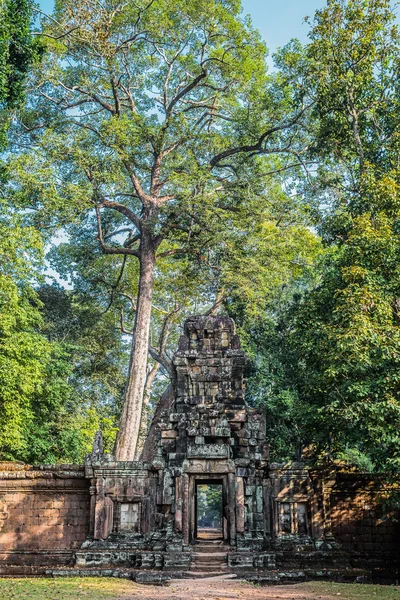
[83,316,269,569]
[0,316,398,582]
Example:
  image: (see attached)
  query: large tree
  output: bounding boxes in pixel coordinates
[46,171,320,458]
[10,0,311,459]
[266,0,400,470]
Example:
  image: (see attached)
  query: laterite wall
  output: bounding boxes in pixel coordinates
[0,460,398,576]
[330,472,400,555]
[0,462,90,572]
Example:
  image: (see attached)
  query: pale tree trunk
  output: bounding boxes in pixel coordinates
[115,232,156,460]
[134,308,175,459]
[134,363,160,460]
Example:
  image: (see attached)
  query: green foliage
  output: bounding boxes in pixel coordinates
[31,283,126,462]
[0,208,50,458]
[197,484,222,528]
[286,179,400,471]
[0,197,122,462]
[0,0,43,145]
[255,0,400,471]
[306,0,399,168]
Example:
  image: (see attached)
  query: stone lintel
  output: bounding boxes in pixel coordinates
[183,459,235,474]
[187,444,230,459]
[92,468,152,478]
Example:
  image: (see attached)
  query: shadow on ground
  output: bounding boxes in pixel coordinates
[123,576,400,600]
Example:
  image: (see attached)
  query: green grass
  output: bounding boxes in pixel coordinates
[1,577,399,600]
[301,581,400,599]
[0,577,136,600]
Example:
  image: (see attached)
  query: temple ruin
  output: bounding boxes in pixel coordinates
[0,316,398,582]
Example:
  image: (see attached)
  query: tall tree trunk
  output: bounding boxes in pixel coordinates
[115,232,155,460]
[134,362,160,460]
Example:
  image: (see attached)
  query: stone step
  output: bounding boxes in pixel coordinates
[196,530,224,541]
[195,537,225,542]
[193,545,230,553]
[184,571,233,579]
[47,567,173,584]
[189,564,229,572]
[244,567,374,584]
[192,553,227,563]
[0,566,50,577]
[193,540,229,546]
[196,538,225,543]
[193,548,229,553]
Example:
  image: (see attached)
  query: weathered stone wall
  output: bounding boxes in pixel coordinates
[84,460,159,542]
[329,473,400,555]
[0,462,90,572]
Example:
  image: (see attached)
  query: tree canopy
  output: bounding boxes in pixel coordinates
[8,0,315,460]
[1,0,399,471]
[238,0,400,472]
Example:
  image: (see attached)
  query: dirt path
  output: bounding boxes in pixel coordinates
[121,576,340,600]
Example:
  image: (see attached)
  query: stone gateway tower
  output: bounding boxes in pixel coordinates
[81,316,272,574]
[144,316,269,549]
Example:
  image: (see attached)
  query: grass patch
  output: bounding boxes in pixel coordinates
[1,577,399,600]
[302,581,400,599]
[0,577,137,600]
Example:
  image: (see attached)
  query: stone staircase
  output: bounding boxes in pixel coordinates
[186,539,230,578]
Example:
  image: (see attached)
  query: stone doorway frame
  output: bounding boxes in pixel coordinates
[187,473,235,545]
[193,479,224,541]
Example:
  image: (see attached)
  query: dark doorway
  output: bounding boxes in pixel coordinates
[195,481,223,540]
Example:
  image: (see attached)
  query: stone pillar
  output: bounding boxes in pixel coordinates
[89,479,96,537]
[182,473,190,545]
[228,472,236,545]
[93,475,114,540]
[175,476,183,533]
[236,477,245,534]
[263,479,271,538]
[322,482,336,541]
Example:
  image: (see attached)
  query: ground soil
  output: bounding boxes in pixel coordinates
[124,577,321,599]
[122,576,399,600]
[1,576,398,600]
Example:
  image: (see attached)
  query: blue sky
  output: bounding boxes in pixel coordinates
[242,0,325,50]
[38,0,326,54]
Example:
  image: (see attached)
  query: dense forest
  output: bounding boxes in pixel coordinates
[0,0,399,471]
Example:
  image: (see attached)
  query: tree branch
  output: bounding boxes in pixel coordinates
[99,199,142,232]
[167,70,208,116]
[204,289,225,316]
[209,103,314,167]
[148,346,172,376]
[95,205,140,257]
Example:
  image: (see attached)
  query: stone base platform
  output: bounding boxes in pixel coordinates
[75,548,191,571]
[43,564,387,586]
[42,546,400,585]
[0,551,396,585]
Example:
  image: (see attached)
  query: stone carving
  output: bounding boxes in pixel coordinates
[0,498,8,532]
[91,430,104,462]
